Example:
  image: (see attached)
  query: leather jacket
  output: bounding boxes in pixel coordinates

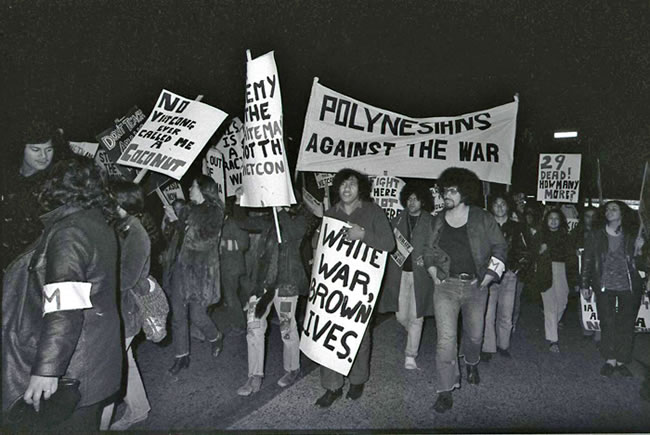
[2,206,122,409]
[581,228,643,294]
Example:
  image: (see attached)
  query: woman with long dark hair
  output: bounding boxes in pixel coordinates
[581,201,644,376]
[168,175,224,375]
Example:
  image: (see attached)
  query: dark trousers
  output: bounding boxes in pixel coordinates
[57,401,102,431]
[171,288,220,357]
[597,290,640,363]
[220,270,246,330]
[320,327,371,390]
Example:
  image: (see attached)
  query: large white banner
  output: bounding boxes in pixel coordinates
[202,147,226,204]
[117,90,227,180]
[300,217,388,375]
[214,117,244,196]
[240,51,296,207]
[536,153,581,203]
[297,81,518,183]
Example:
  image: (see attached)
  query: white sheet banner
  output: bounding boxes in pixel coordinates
[536,154,581,203]
[202,147,226,204]
[297,81,518,183]
[117,90,227,180]
[370,175,405,220]
[214,117,244,196]
[240,51,296,207]
[580,293,650,333]
[300,217,388,375]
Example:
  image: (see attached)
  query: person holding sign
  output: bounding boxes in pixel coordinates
[428,167,507,414]
[315,169,395,408]
[378,182,436,370]
[580,201,645,377]
[168,176,225,375]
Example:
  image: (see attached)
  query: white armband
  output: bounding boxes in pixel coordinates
[487,256,506,278]
[42,282,93,316]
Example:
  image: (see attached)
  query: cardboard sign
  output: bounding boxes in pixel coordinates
[240,51,296,207]
[95,148,124,179]
[69,141,99,159]
[300,217,388,375]
[430,185,445,216]
[297,81,518,183]
[96,106,148,179]
[580,293,650,333]
[202,147,226,204]
[536,153,581,203]
[161,181,185,204]
[214,117,244,196]
[315,172,335,189]
[390,227,413,267]
[117,90,227,180]
[369,176,405,220]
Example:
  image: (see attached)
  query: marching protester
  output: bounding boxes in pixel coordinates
[533,208,578,353]
[315,168,395,408]
[378,182,436,370]
[1,123,73,270]
[100,181,152,430]
[580,201,645,377]
[168,175,225,375]
[481,193,530,360]
[2,158,122,431]
[234,197,307,396]
[574,206,601,343]
[427,167,507,413]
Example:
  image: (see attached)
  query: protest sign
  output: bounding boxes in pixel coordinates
[300,217,388,375]
[202,147,226,204]
[297,80,518,183]
[161,181,185,204]
[391,228,413,267]
[580,293,650,333]
[430,185,445,216]
[117,90,227,180]
[95,149,124,179]
[69,141,99,159]
[214,117,244,196]
[315,172,335,189]
[369,175,405,220]
[96,106,148,180]
[302,186,324,218]
[240,51,296,207]
[536,153,581,203]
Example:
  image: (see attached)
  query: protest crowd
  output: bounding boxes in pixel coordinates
[2,54,650,432]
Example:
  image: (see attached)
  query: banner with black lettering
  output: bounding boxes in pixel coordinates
[69,141,99,159]
[241,51,296,207]
[297,81,518,183]
[536,154,581,203]
[96,106,148,180]
[117,90,227,180]
[580,293,650,333]
[214,117,244,196]
[300,217,388,375]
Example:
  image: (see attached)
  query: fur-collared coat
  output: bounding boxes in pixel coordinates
[171,202,223,306]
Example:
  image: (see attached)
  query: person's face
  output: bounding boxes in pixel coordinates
[491,197,509,219]
[443,186,462,209]
[513,193,526,214]
[406,193,422,215]
[189,180,204,204]
[339,176,360,205]
[547,212,562,231]
[605,203,621,223]
[583,210,595,228]
[23,140,54,175]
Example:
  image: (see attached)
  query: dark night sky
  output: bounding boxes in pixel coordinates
[2,0,649,198]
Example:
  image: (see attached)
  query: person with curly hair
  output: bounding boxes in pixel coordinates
[167,175,224,375]
[2,157,122,430]
[378,182,436,370]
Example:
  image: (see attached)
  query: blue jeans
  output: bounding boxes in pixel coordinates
[434,277,488,393]
[482,271,517,352]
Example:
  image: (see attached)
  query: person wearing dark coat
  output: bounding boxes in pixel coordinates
[2,158,121,431]
[378,182,435,370]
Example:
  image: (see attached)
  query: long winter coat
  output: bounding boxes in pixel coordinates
[378,211,436,318]
[171,202,223,306]
[2,206,122,409]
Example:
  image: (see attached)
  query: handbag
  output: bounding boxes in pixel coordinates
[130,276,170,342]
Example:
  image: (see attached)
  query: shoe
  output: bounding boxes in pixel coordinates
[168,355,190,375]
[600,363,616,377]
[109,412,149,431]
[210,333,224,358]
[277,369,300,387]
[315,388,342,408]
[405,356,417,370]
[497,348,511,358]
[433,392,453,413]
[466,364,480,385]
[346,383,364,400]
[237,375,263,396]
[480,351,493,362]
[549,342,560,353]
[616,364,633,377]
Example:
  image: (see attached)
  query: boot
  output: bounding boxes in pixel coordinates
[237,375,263,396]
[277,369,300,387]
[433,391,453,413]
[315,388,342,408]
[169,355,190,375]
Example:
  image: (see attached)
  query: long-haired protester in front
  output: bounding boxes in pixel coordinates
[580,201,645,377]
[168,175,225,375]
[533,208,578,353]
[2,158,122,431]
[315,168,395,408]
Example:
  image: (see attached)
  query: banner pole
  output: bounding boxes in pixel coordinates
[133,94,204,184]
[272,206,283,244]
